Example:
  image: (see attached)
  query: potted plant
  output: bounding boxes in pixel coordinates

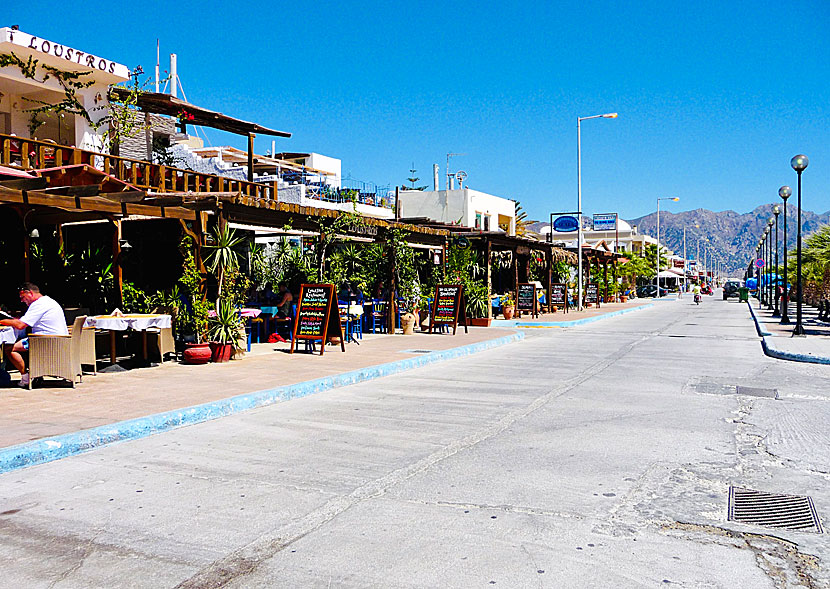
[465,282,491,327]
[208,300,242,363]
[501,293,515,320]
[178,237,211,364]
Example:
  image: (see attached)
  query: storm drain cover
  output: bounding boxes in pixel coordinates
[402,349,434,354]
[684,378,778,399]
[728,487,823,533]
[735,385,778,399]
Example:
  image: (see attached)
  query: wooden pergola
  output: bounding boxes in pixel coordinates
[0,163,449,328]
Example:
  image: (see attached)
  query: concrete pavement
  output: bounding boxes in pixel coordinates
[0,294,828,587]
[747,297,830,364]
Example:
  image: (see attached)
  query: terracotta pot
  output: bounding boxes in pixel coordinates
[620,296,628,303]
[502,306,515,320]
[183,342,211,365]
[551,305,558,313]
[469,317,492,327]
[401,312,417,335]
[210,342,233,363]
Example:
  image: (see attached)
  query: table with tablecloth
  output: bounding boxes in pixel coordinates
[84,314,172,363]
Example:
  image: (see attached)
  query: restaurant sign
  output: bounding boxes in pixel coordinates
[673,259,685,268]
[592,213,617,231]
[1,28,130,79]
[552,215,579,233]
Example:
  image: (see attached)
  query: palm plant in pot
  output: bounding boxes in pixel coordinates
[208,299,242,363]
[500,293,516,320]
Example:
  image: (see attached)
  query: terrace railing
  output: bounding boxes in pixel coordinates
[0,133,274,201]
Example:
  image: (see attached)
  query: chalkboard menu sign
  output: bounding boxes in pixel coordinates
[586,282,599,306]
[516,283,538,318]
[290,284,345,355]
[431,284,468,335]
[550,283,567,311]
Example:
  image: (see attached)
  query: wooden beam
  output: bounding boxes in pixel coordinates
[0,177,47,190]
[247,133,255,183]
[100,190,146,203]
[40,184,102,197]
[0,190,197,220]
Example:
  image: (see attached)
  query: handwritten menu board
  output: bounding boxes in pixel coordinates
[586,283,599,306]
[550,283,568,310]
[516,283,537,317]
[431,284,468,335]
[290,284,345,355]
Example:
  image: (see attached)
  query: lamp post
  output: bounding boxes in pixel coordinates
[779,186,792,324]
[655,196,679,298]
[760,230,767,307]
[791,155,808,336]
[767,218,775,309]
[577,112,617,311]
[772,205,781,316]
[757,241,763,308]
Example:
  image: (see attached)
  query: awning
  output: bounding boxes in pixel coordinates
[658,270,681,278]
[109,88,291,138]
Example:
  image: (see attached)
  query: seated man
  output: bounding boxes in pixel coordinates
[0,282,68,388]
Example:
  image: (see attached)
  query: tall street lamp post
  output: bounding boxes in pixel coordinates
[655,197,679,298]
[772,205,780,317]
[761,230,768,307]
[766,217,775,311]
[779,186,792,324]
[791,155,809,336]
[577,112,617,311]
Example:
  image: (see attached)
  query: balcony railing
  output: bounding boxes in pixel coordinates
[0,133,274,201]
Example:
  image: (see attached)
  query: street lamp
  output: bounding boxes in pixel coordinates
[655,196,679,298]
[761,228,769,307]
[576,112,617,311]
[779,186,792,324]
[791,154,808,336]
[765,217,775,311]
[772,205,781,316]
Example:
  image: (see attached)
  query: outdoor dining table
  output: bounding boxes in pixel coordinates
[0,325,20,346]
[84,314,172,364]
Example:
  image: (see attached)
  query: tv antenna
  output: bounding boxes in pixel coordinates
[446,153,465,190]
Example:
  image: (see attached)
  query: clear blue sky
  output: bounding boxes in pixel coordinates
[8,1,829,221]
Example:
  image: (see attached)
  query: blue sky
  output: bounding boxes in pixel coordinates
[8,1,829,221]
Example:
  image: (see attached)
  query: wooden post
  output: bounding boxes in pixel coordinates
[603,261,609,304]
[247,133,256,183]
[546,247,552,312]
[23,231,31,283]
[112,218,124,308]
[512,247,519,295]
[486,238,492,319]
[442,239,448,281]
[387,231,397,334]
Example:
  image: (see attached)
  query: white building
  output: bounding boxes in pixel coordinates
[0,27,129,150]
[541,218,659,254]
[398,188,516,236]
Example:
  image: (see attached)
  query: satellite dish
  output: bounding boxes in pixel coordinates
[455,170,467,183]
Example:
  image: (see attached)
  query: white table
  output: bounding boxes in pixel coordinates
[0,326,19,346]
[84,314,172,363]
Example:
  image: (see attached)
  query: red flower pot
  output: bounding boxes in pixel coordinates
[183,342,211,365]
[209,342,233,363]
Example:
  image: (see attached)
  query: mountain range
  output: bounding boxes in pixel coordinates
[531,205,830,276]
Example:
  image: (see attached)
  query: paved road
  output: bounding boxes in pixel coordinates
[1,295,829,588]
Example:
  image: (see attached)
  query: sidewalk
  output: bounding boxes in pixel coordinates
[746,299,830,364]
[494,298,654,328]
[0,328,518,453]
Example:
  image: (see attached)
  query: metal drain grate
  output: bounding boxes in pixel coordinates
[402,349,434,354]
[735,386,778,399]
[728,487,823,533]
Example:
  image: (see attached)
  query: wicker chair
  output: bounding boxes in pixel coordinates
[147,306,176,362]
[28,315,86,389]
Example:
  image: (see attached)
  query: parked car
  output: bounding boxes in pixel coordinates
[636,285,669,298]
[723,280,743,300]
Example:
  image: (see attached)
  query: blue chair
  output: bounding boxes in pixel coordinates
[369,300,388,334]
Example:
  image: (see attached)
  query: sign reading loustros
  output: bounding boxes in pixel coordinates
[2,28,130,79]
[431,284,468,334]
[516,283,538,318]
[290,284,344,355]
[586,283,599,306]
[550,283,568,310]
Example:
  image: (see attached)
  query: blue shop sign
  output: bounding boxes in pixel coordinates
[553,215,579,232]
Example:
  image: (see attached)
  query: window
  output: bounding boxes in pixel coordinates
[475,212,482,230]
[483,215,490,231]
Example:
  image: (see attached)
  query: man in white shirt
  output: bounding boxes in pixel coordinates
[1,282,68,388]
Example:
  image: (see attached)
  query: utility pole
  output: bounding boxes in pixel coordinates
[446,153,465,190]
[683,227,687,293]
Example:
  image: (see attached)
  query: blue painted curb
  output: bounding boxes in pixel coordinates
[497,302,653,329]
[0,331,524,475]
[746,301,830,364]
[746,301,773,336]
[760,337,830,365]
